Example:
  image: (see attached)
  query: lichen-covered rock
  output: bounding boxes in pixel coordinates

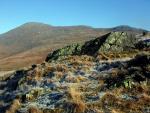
[46,43,82,62]
[99,32,137,52]
[81,32,137,55]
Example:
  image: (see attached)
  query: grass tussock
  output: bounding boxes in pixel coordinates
[100,92,150,112]
[97,51,139,60]
[42,108,64,113]
[54,71,64,79]
[111,68,121,77]
[66,86,86,113]
[28,106,43,113]
[6,99,21,113]
[25,88,44,101]
[26,67,43,81]
[61,55,94,67]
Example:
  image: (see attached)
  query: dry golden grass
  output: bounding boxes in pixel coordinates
[70,60,83,67]
[111,109,125,113]
[61,55,94,68]
[62,55,94,62]
[101,93,118,106]
[55,64,68,72]
[81,66,91,73]
[6,99,21,113]
[97,51,139,61]
[25,88,44,101]
[97,52,110,60]
[0,48,51,71]
[54,71,64,79]
[111,68,121,77]
[67,86,86,113]
[120,84,150,95]
[26,67,43,81]
[42,108,64,113]
[76,76,87,82]
[28,106,43,113]
[44,65,56,73]
[44,64,69,74]
[100,91,150,113]
[111,87,125,97]
[98,80,105,87]
[34,68,43,81]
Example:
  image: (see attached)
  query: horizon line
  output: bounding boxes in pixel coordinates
[0,21,149,34]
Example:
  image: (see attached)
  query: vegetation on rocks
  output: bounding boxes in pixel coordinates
[46,44,82,61]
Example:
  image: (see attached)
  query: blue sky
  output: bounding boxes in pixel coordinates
[0,0,150,33]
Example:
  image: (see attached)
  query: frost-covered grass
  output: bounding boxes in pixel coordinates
[0,54,150,113]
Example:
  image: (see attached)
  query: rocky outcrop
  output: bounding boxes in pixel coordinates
[99,32,137,52]
[46,32,138,62]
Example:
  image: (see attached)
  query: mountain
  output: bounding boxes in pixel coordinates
[0,22,148,70]
[0,22,104,58]
[108,25,148,33]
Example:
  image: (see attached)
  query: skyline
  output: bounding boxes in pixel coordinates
[0,0,150,33]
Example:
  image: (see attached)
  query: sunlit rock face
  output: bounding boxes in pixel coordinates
[99,32,137,52]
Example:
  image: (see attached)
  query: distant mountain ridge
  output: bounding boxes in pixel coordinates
[108,25,148,32]
[0,22,148,70]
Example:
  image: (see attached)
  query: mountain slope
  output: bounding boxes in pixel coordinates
[0,22,148,70]
[0,22,105,58]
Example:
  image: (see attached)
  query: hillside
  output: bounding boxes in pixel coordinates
[0,22,107,70]
[0,22,148,70]
[0,31,149,113]
[0,22,103,58]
